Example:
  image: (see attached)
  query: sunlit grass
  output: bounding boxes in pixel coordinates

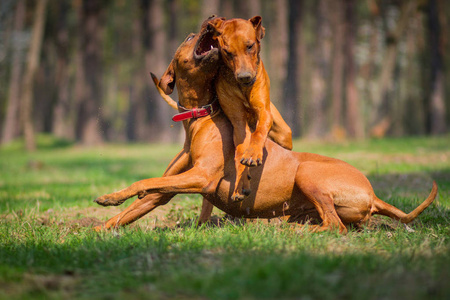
[0,135,449,299]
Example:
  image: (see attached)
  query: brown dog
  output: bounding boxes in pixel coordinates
[206,16,292,201]
[94,21,437,233]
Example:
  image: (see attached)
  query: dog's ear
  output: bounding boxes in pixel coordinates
[207,17,225,38]
[159,60,176,95]
[249,16,265,40]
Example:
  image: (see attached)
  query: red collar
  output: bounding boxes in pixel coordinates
[172,99,220,122]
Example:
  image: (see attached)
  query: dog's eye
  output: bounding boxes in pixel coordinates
[247,43,255,51]
[186,34,195,42]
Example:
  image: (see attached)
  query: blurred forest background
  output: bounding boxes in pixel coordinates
[0,0,448,151]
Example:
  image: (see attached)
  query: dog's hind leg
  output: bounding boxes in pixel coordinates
[295,172,347,234]
[303,191,347,233]
[198,198,214,225]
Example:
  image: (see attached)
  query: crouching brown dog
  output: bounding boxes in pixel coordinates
[94,19,437,233]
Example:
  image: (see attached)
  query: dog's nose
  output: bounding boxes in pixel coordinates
[237,72,253,84]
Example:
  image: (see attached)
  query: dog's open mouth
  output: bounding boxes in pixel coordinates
[194,28,218,59]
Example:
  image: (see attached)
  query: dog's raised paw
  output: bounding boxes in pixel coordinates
[240,151,263,167]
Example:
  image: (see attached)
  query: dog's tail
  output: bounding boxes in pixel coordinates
[150,72,178,110]
[372,181,437,223]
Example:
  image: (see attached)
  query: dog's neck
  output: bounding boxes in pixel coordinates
[176,76,217,109]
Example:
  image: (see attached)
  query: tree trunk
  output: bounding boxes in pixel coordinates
[234,0,261,18]
[370,1,416,136]
[127,5,144,142]
[344,0,363,138]
[140,0,173,142]
[400,11,425,135]
[168,0,179,57]
[283,0,303,137]
[52,1,74,140]
[2,0,25,144]
[77,0,104,146]
[220,0,234,19]
[330,0,345,139]
[268,0,288,110]
[21,0,48,151]
[167,0,184,142]
[201,0,220,20]
[360,0,381,134]
[309,0,332,138]
[426,0,446,134]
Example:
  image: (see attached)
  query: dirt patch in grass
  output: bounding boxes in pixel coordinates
[29,200,208,230]
[65,217,103,227]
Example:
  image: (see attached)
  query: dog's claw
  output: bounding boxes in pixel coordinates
[240,156,262,167]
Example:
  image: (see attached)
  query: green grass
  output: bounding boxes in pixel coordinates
[1,135,449,299]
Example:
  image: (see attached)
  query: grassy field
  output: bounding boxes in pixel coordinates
[0,135,449,299]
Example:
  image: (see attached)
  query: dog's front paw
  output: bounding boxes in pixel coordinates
[94,193,126,207]
[240,148,263,167]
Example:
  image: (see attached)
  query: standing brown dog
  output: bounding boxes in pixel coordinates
[94,21,437,233]
[207,16,292,201]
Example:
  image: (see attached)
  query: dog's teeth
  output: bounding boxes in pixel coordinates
[210,45,213,50]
